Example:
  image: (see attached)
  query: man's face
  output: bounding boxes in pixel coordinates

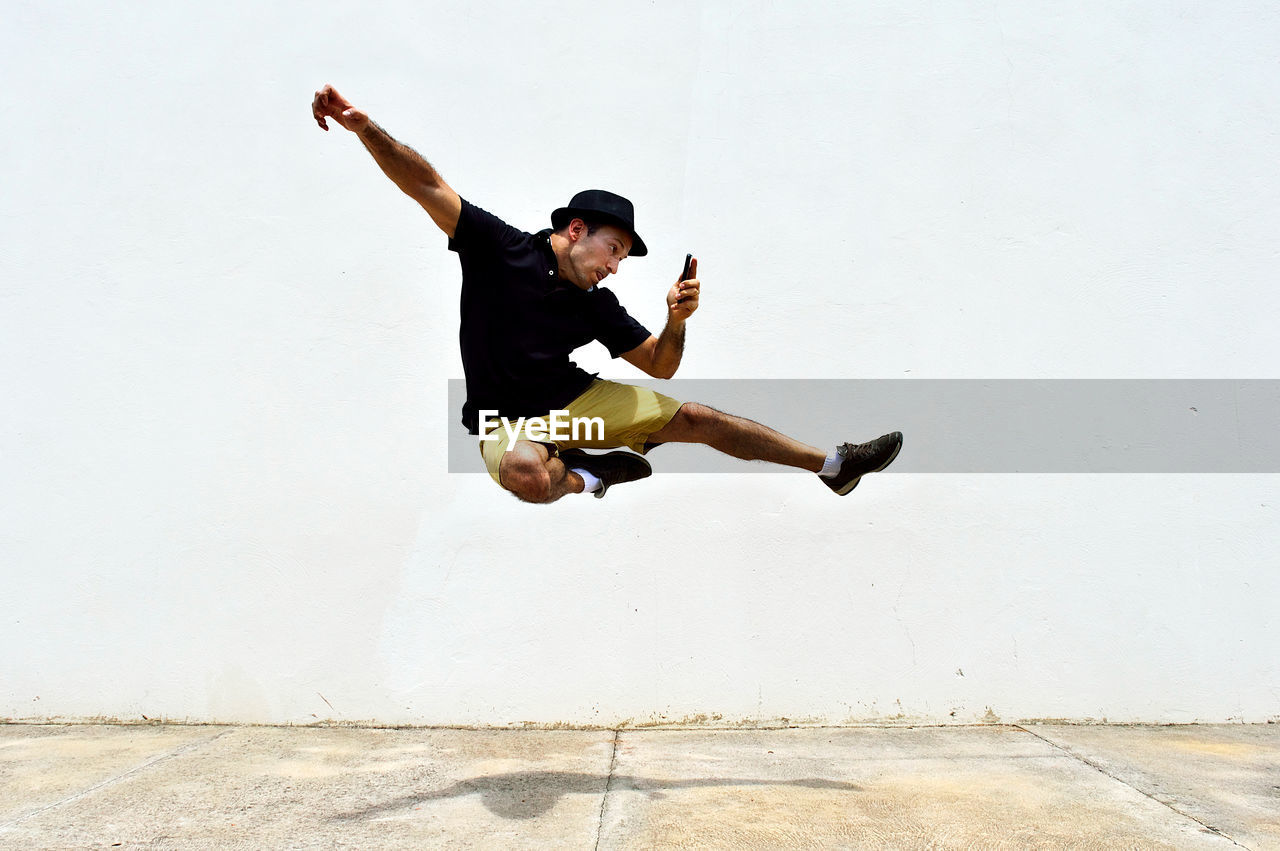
[566,222,632,290]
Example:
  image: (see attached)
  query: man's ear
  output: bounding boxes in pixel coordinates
[567,218,587,242]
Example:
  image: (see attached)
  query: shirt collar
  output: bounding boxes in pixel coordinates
[536,229,596,292]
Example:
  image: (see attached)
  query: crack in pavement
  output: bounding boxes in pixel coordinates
[0,729,233,830]
[593,729,621,851]
[1013,726,1251,849]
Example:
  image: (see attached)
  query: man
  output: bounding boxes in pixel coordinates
[312,84,902,502]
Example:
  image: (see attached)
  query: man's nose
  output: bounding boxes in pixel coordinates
[607,258,620,274]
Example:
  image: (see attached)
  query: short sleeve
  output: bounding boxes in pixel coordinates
[590,287,652,358]
[448,198,528,255]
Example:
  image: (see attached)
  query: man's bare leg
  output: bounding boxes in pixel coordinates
[646,403,827,472]
[499,440,583,504]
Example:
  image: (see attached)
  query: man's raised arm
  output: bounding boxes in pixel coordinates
[622,258,700,380]
[312,84,462,238]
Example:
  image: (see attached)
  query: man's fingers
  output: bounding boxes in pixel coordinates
[313,85,361,131]
[323,85,353,114]
[315,86,342,113]
[312,89,331,130]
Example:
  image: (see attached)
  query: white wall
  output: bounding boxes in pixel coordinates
[3,0,1277,726]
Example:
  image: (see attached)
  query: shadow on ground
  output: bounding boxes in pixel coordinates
[333,771,862,821]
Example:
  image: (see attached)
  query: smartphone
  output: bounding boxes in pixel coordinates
[677,253,694,304]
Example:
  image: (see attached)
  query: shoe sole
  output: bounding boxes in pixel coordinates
[833,433,902,496]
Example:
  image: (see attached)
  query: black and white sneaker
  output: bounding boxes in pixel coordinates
[821,432,903,495]
[560,449,653,499]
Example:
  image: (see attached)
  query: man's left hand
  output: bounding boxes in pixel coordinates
[667,257,699,322]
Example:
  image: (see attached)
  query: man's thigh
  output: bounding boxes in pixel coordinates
[557,380,683,453]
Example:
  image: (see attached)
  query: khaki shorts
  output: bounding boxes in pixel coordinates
[479,379,684,485]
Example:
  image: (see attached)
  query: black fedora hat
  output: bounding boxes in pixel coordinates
[550,189,648,257]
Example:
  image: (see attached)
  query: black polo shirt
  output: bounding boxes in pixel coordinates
[449,198,652,434]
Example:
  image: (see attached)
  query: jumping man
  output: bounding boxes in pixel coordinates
[312,85,903,502]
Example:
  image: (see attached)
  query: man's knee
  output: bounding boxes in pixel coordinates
[499,446,556,503]
[669,402,720,436]
[501,459,553,503]
[647,401,722,444]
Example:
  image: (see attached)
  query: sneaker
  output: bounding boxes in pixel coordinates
[560,448,653,499]
[821,432,903,495]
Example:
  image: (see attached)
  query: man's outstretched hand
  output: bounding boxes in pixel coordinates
[667,256,700,322]
[312,84,370,133]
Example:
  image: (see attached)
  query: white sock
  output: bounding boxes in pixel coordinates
[819,451,842,478]
[572,468,602,493]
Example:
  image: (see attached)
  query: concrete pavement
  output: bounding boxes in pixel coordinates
[1,722,1277,849]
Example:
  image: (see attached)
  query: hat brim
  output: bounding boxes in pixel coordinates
[551,207,648,257]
